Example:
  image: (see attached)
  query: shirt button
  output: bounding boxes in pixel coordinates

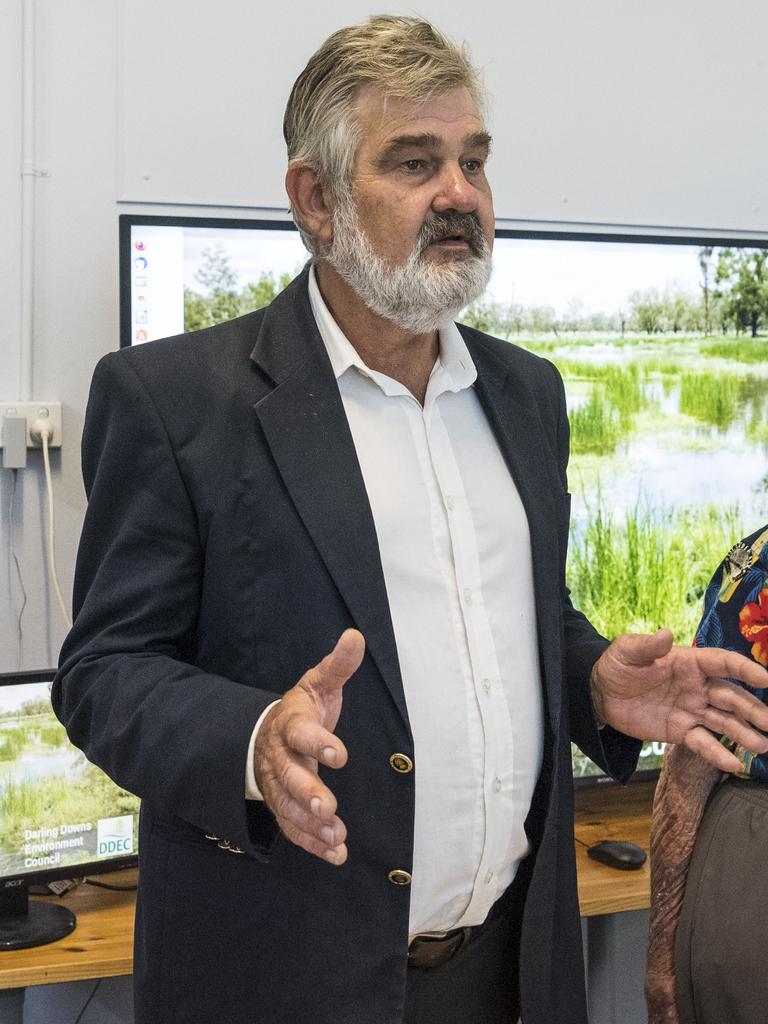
[485,871,494,885]
[494,777,502,792]
[482,678,491,693]
[463,588,473,606]
[389,753,414,774]
[445,496,455,512]
[388,869,412,887]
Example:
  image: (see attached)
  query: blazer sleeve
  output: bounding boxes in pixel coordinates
[547,359,642,781]
[53,352,280,856]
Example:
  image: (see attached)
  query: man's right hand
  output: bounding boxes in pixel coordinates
[252,629,365,865]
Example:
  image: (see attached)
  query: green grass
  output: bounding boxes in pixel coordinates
[550,358,610,379]
[0,774,71,821]
[701,338,768,364]
[0,722,68,761]
[679,370,768,430]
[563,366,650,451]
[514,338,562,353]
[514,333,768,364]
[0,730,25,762]
[569,391,623,455]
[747,411,768,446]
[602,364,644,425]
[32,725,69,748]
[0,760,138,851]
[567,497,745,643]
[678,373,742,430]
[519,335,656,355]
[638,358,686,377]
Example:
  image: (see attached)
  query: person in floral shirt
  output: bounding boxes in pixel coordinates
[646,524,768,1024]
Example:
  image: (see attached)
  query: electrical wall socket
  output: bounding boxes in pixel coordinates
[0,402,62,448]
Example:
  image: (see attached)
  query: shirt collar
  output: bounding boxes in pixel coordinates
[307,264,477,395]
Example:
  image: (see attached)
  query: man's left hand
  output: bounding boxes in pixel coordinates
[590,629,768,771]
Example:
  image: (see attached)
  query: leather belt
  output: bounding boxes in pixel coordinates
[407,927,473,969]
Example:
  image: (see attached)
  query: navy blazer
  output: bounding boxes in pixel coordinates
[55,267,639,1024]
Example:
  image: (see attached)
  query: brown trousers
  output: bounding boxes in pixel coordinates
[675,776,768,1024]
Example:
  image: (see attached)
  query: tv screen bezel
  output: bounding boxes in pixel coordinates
[573,756,665,789]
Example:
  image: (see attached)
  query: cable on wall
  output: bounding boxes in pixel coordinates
[8,470,29,668]
[40,431,72,630]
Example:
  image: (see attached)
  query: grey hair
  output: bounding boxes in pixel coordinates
[283,15,487,255]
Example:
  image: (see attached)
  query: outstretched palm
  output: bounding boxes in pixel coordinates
[591,629,768,771]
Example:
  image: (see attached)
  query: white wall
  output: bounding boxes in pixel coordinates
[118,0,768,234]
[1,0,25,668]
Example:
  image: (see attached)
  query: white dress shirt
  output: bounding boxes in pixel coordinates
[248,266,544,935]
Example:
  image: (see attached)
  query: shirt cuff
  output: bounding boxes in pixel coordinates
[245,700,281,800]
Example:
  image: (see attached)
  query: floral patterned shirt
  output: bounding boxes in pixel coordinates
[695,523,768,779]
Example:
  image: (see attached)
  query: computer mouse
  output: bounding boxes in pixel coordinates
[587,839,647,871]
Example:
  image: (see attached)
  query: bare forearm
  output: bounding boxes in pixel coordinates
[645,744,722,1023]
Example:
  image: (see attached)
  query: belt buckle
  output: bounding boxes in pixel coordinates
[407,927,472,969]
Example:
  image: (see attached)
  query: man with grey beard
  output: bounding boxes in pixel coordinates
[55,15,768,1024]
[327,201,492,336]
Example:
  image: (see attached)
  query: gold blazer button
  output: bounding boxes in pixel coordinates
[389,753,414,774]
[388,869,412,886]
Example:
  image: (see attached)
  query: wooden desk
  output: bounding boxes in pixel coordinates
[575,780,655,917]
[0,784,656,990]
[0,871,136,990]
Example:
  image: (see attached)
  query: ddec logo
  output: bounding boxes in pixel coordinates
[96,816,134,858]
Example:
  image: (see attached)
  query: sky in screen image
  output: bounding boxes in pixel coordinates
[487,238,705,316]
[183,228,307,291]
[0,682,50,716]
[182,226,713,321]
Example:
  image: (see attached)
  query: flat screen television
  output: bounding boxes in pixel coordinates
[0,670,140,949]
[119,214,768,787]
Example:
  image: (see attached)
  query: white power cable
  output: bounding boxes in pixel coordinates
[8,469,29,668]
[40,430,72,630]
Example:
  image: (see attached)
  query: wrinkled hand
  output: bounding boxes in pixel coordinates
[253,629,365,865]
[591,629,768,771]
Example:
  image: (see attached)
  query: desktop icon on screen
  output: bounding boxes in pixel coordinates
[134,256,148,270]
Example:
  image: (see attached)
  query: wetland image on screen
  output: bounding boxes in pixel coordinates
[0,681,139,875]
[157,225,768,781]
[471,237,768,778]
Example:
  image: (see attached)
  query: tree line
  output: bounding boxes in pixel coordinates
[464,247,768,338]
[185,243,768,338]
[184,245,298,332]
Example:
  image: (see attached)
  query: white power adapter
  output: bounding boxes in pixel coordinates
[2,416,28,469]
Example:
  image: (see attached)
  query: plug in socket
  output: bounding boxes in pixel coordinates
[0,403,62,449]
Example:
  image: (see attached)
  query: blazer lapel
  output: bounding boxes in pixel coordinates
[249,270,409,728]
[465,333,564,731]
